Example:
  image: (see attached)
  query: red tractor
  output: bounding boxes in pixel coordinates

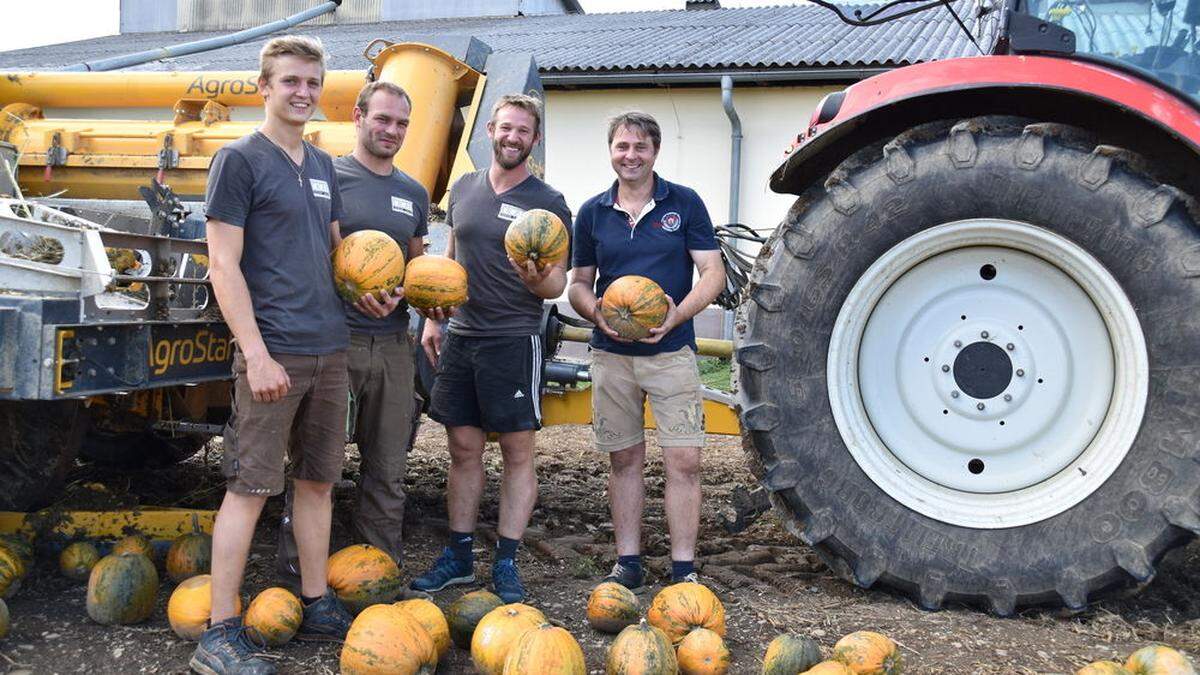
[737,0,1200,614]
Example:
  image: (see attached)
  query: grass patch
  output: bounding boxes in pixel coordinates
[698,357,731,391]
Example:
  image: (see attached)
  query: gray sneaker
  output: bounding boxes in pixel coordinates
[189,617,275,675]
[673,571,700,584]
[296,589,353,643]
[603,561,647,594]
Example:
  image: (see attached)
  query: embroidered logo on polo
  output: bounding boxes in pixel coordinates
[309,178,331,200]
[391,196,414,216]
[497,203,526,222]
[659,211,682,232]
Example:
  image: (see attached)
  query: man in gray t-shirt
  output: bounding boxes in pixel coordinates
[412,94,571,604]
[276,81,429,575]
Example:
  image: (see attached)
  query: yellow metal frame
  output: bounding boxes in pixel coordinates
[0,508,215,541]
[541,387,741,436]
[54,328,75,394]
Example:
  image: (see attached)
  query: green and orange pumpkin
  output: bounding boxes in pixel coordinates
[804,662,855,675]
[1078,663,1134,675]
[395,598,451,659]
[333,229,407,303]
[167,574,239,641]
[587,581,640,634]
[606,618,677,675]
[601,276,670,340]
[471,603,547,675]
[678,627,731,675]
[504,208,569,271]
[86,552,159,625]
[502,623,586,674]
[165,530,212,583]
[1125,645,1197,674]
[112,534,155,562]
[833,631,902,675]
[245,587,303,647]
[763,634,823,674]
[0,534,34,567]
[327,544,403,614]
[646,582,726,644]
[0,597,8,639]
[60,541,102,582]
[403,255,469,310]
[448,589,505,649]
[340,603,438,675]
[0,546,25,598]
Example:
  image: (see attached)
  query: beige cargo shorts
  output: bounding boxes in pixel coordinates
[590,347,706,452]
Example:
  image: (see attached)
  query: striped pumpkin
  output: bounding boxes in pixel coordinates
[763,634,823,675]
[333,229,407,303]
[804,662,856,675]
[327,544,402,614]
[0,597,7,639]
[504,208,569,271]
[833,631,902,675]
[606,619,677,675]
[587,582,640,634]
[472,603,547,675]
[1125,645,1197,675]
[86,552,159,625]
[112,534,155,562]
[165,531,211,583]
[340,603,438,675]
[646,582,726,644]
[600,276,669,340]
[167,574,240,641]
[0,534,34,566]
[403,255,469,310]
[245,587,303,647]
[0,546,25,598]
[1078,663,1134,675]
[60,541,102,582]
[448,590,505,649]
[503,623,586,675]
[395,598,451,658]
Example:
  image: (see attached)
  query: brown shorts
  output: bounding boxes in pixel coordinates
[222,349,349,496]
[590,347,706,452]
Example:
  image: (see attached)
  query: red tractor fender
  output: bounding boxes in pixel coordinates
[770,54,1200,197]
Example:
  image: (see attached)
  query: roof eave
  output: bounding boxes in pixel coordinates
[540,65,895,87]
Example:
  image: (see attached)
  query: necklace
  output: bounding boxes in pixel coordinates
[261,132,304,187]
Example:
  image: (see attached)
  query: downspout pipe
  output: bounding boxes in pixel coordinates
[60,1,342,72]
[720,75,742,342]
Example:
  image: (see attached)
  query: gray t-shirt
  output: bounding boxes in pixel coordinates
[446,170,572,337]
[205,131,349,355]
[334,155,430,335]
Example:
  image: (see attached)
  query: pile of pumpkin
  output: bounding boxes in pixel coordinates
[0,532,38,640]
[1078,645,1197,674]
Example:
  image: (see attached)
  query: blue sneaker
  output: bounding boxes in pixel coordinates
[603,561,646,594]
[189,617,275,675]
[491,559,525,603]
[410,548,475,593]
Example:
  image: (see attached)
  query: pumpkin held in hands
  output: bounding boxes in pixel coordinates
[404,255,468,310]
[601,275,669,340]
[505,208,569,271]
[333,229,407,303]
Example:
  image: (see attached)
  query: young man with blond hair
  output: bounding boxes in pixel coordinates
[411,94,571,603]
[568,111,725,592]
[195,35,353,674]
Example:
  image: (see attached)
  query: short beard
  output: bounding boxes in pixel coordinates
[493,138,531,170]
[364,135,399,160]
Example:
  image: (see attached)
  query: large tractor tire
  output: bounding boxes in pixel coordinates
[0,400,87,510]
[737,116,1200,614]
[81,430,205,468]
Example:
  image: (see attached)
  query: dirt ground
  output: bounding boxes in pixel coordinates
[2,421,1199,674]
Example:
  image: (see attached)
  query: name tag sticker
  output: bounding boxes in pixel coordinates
[497,203,525,222]
[309,178,331,200]
[391,196,414,216]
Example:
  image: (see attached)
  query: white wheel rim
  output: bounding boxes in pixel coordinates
[827,219,1148,528]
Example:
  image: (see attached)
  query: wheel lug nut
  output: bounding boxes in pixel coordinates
[1006,343,1014,351]
[981,331,989,339]
[1016,369,1025,377]
[941,364,950,373]
[1004,394,1012,402]
[977,402,985,410]
[951,390,960,398]
[953,340,962,348]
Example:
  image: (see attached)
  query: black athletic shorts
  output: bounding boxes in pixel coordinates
[428,333,542,433]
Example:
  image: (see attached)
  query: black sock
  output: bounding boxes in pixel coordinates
[449,530,474,560]
[301,594,322,605]
[671,559,695,579]
[618,554,642,570]
[496,536,520,562]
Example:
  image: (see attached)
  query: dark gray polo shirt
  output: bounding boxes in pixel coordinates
[445,169,572,337]
[334,155,430,335]
[205,131,349,355]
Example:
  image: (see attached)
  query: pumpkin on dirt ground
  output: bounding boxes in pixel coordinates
[395,597,451,659]
[502,623,586,674]
[471,603,547,675]
[600,275,670,340]
[606,619,678,675]
[403,255,468,310]
[165,530,212,583]
[1078,662,1134,675]
[646,581,726,644]
[1125,645,1197,675]
[0,597,7,639]
[448,589,505,649]
[86,552,159,625]
[167,574,240,640]
[244,587,303,647]
[763,634,824,674]
[0,545,25,598]
[833,631,902,675]
[112,533,155,562]
[587,581,640,634]
[504,208,569,271]
[0,534,34,566]
[678,627,731,675]
[326,544,402,614]
[804,662,855,675]
[333,229,407,304]
[341,603,438,675]
[60,541,102,582]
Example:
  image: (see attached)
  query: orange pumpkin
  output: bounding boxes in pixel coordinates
[646,582,726,644]
[167,574,241,641]
[112,534,155,562]
[395,598,451,659]
[1126,645,1197,675]
[804,662,855,675]
[471,603,547,675]
[404,255,468,310]
[86,552,158,625]
[327,544,403,614]
[60,541,102,582]
[678,627,730,675]
[606,618,677,675]
[503,623,586,674]
[340,603,438,675]
[601,276,670,340]
[0,546,25,598]
[588,581,640,634]
[333,229,407,303]
[449,589,505,649]
[504,208,569,271]
[0,597,8,639]
[833,631,902,675]
[0,534,34,566]
[764,634,823,674]
[245,587,303,647]
[1078,662,1134,675]
[165,531,211,583]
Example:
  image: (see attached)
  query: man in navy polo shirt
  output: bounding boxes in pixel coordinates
[568,111,726,592]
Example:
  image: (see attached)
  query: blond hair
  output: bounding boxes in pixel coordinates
[490,93,543,134]
[259,35,327,84]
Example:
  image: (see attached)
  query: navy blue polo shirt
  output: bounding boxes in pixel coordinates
[573,174,718,356]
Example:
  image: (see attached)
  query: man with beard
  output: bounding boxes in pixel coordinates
[411,94,571,603]
[276,80,427,577]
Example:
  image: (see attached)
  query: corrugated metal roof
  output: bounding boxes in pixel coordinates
[0,4,1001,75]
